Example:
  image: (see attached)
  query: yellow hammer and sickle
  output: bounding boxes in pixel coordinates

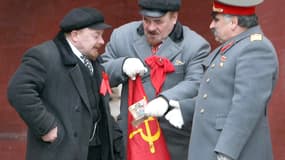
[129,117,161,153]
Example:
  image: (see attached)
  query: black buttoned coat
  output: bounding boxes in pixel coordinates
[7,32,123,160]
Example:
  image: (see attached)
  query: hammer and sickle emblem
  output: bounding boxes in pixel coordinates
[129,117,161,153]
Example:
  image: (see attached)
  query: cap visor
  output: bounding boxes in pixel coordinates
[89,23,112,30]
[139,9,166,17]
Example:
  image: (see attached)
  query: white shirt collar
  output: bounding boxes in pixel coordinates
[66,38,85,63]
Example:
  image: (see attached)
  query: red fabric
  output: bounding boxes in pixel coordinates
[145,56,175,95]
[99,72,112,96]
[127,76,170,160]
[213,1,256,15]
[151,42,162,55]
[221,41,234,53]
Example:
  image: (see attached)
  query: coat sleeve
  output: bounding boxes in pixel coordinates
[179,98,196,126]
[160,34,210,100]
[214,40,278,159]
[101,28,129,87]
[7,47,56,137]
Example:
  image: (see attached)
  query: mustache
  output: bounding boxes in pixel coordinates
[146,30,159,35]
[210,28,216,35]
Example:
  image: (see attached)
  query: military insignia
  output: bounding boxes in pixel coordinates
[220,55,227,62]
[250,34,263,42]
[174,59,184,65]
[220,41,234,53]
[219,55,227,68]
[213,5,223,13]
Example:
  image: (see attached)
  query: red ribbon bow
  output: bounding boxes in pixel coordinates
[145,55,175,95]
[100,72,112,96]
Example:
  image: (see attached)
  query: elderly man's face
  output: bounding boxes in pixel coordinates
[142,12,178,46]
[73,28,105,60]
[209,14,234,43]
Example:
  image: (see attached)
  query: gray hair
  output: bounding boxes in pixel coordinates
[237,14,259,28]
[223,14,259,28]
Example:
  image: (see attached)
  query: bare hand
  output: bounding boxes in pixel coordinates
[41,127,58,143]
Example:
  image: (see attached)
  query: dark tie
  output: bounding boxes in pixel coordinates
[80,55,94,75]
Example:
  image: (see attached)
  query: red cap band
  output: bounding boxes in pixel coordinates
[213,1,256,15]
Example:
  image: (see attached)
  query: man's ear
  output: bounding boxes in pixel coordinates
[70,30,80,42]
[171,12,178,25]
[231,16,239,30]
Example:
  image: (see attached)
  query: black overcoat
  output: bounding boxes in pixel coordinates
[7,32,123,160]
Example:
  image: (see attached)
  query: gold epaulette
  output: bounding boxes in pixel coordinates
[250,34,263,42]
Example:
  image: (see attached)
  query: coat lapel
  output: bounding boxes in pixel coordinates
[54,31,92,114]
[133,36,182,62]
[69,63,92,114]
[202,45,222,69]
[157,38,182,60]
[133,37,153,61]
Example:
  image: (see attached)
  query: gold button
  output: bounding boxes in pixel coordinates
[203,94,208,99]
[200,108,205,113]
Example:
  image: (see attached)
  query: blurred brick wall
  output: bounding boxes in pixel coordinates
[0,0,284,159]
[258,0,285,159]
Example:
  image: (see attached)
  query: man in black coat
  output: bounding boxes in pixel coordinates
[7,7,123,160]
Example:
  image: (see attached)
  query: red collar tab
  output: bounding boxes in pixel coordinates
[221,41,235,53]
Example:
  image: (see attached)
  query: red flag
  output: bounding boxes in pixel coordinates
[127,76,170,160]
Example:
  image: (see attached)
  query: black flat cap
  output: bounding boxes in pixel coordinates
[60,7,111,32]
[138,0,181,17]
